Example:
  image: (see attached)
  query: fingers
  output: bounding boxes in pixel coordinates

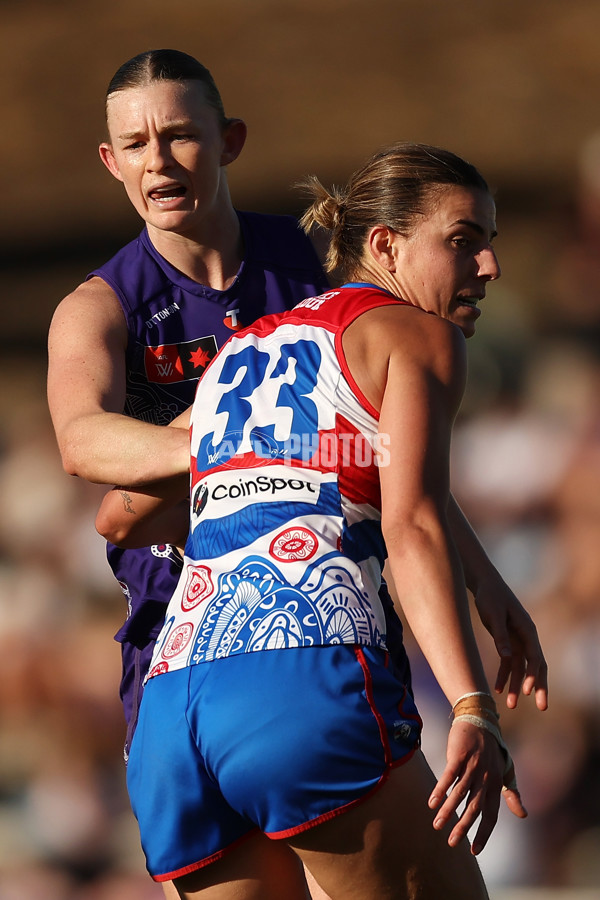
[428,763,461,815]
[469,787,501,856]
[493,654,512,695]
[535,682,549,711]
[511,651,549,710]
[493,632,548,711]
[502,786,528,819]
[493,652,523,709]
[530,655,549,710]
[430,765,501,856]
[429,769,473,846]
[506,653,527,708]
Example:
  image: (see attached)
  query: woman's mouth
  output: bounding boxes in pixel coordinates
[148,184,187,203]
[457,296,481,308]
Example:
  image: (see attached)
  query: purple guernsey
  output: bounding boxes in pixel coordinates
[88,211,329,752]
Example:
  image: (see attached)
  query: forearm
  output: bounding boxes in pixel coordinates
[449,491,520,624]
[96,475,190,548]
[447,493,499,594]
[448,496,548,710]
[58,414,190,486]
[385,513,490,706]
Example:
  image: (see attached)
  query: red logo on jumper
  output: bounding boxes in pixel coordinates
[162,623,194,659]
[148,661,169,679]
[145,336,218,383]
[224,309,243,331]
[181,565,214,611]
[269,528,318,562]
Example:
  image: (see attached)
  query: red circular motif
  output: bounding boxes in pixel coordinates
[162,623,193,659]
[148,661,169,678]
[151,544,173,558]
[182,564,214,611]
[269,528,318,562]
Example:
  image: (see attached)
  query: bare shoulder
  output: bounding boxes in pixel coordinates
[344,303,466,409]
[47,275,129,424]
[367,303,464,352]
[48,276,127,348]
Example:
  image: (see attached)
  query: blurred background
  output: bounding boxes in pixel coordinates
[1,0,600,897]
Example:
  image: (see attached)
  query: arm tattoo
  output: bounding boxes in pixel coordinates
[118,490,136,515]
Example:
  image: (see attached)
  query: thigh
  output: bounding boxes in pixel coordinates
[303,865,333,900]
[287,750,489,900]
[173,831,311,900]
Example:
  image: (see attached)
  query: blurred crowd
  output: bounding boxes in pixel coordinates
[1,138,600,897]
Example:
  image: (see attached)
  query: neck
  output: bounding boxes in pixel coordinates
[147,203,244,290]
[354,263,402,299]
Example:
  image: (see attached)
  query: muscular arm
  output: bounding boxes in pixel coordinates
[95,407,191,548]
[47,277,190,486]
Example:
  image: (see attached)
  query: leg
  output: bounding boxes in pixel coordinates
[287,750,489,900]
[162,883,180,900]
[173,831,311,900]
[304,864,333,900]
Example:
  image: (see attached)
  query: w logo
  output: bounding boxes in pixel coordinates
[155,361,174,378]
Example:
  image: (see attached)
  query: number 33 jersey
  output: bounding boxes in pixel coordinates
[147,284,406,679]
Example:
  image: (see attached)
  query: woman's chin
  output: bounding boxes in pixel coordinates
[450,305,480,338]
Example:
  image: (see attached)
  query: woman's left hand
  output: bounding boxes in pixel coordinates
[474,571,548,711]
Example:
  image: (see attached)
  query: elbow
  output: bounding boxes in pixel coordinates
[54,432,79,476]
[61,451,83,478]
[381,516,419,556]
[57,430,89,479]
[55,419,105,481]
[95,506,132,548]
[381,501,448,552]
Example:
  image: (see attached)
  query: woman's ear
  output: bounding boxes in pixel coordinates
[220,118,247,167]
[99,143,124,182]
[367,225,398,272]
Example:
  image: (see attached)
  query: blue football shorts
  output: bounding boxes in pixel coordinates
[126,643,422,882]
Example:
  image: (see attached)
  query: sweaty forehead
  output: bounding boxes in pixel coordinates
[106,80,212,129]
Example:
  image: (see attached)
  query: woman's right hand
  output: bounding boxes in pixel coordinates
[428,719,518,856]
